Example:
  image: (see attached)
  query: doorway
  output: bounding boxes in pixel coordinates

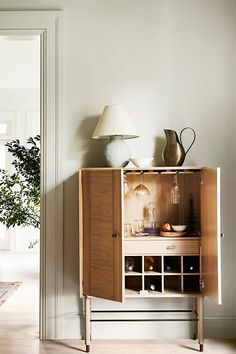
[0,11,63,340]
[0,34,40,338]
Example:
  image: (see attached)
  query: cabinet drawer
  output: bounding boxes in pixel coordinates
[124,240,200,255]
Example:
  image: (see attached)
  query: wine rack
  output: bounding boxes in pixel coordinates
[124,255,201,296]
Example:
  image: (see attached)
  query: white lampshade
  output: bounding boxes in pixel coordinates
[92,104,139,139]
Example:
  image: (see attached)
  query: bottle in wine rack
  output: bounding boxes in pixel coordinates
[144,256,154,271]
[149,283,156,291]
[165,265,171,271]
[146,279,156,291]
[184,256,199,273]
[125,257,135,271]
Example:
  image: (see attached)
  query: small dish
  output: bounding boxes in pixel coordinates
[160,231,187,237]
[172,225,187,232]
[130,157,154,168]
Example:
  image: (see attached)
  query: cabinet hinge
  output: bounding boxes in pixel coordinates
[200,279,204,289]
[200,175,203,185]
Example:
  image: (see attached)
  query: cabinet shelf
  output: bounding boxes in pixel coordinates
[125,271,142,275]
[163,272,182,275]
[125,289,141,296]
[144,271,162,275]
[124,236,201,241]
[145,290,162,295]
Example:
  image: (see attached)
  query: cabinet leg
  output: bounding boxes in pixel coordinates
[192,298,197,340]
[85,296,91,352]
[197,297,204,351]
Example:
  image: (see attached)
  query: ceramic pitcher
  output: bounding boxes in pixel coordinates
[162,127,196,166]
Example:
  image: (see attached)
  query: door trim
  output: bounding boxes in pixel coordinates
[0,11,63,339]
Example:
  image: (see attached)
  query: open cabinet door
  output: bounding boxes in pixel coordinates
[81,169,123,302]
[201,168,222,304]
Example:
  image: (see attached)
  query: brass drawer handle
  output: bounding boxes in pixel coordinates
[166,245,176,250]
[112,233,119,238]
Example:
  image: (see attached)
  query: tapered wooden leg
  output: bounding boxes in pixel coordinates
[192,297,197,340]
[197,297,204,352]
[85,296,91,352]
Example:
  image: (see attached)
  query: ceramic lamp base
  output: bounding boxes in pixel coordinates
[104,136,130,167]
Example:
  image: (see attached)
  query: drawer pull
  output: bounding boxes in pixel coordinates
[112,233,119,238]
[166,245,176,250]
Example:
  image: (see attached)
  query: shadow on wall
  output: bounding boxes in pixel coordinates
[154,136,166,167]
[77,115,106,167]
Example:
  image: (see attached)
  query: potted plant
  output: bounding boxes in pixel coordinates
[0,135,40,248]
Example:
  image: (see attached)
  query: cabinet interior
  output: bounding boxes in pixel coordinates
[124,170,201,235]
[123,169,202,297]
[80,166,220,307]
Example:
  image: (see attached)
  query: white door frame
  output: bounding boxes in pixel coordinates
[0,11,63,339]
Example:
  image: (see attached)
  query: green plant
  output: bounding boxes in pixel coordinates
[0,135,40,248]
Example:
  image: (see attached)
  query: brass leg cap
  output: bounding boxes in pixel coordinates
[200,344,204,352]
[86,345,90,352]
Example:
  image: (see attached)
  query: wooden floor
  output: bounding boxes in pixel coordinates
[0,338,235,354]
[0,253,236,353]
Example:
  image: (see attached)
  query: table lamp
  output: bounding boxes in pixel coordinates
[92,104,139,167]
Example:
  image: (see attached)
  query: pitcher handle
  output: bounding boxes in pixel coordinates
[179,127,196,155]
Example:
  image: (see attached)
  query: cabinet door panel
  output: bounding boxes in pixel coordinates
[201,168,222,304]
[82,169,123,302]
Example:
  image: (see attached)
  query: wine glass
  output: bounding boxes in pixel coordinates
[134,183,150,196]
[124,223,132,237]
[133,219,144,235]
[123,175,132,195]
[171,173,180,204]
[133,171,150,196]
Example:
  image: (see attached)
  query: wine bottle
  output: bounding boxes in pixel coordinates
[144,256,154,271]
[125,257,135,271]
[146,279,156,291]
[149,283,156,291]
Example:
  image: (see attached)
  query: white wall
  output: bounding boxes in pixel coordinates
[0,0,235,339]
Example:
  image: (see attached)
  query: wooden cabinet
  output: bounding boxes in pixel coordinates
[79,167,222,352]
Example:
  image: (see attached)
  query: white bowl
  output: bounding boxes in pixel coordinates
[172,225,187,232]
[130,157,154,168]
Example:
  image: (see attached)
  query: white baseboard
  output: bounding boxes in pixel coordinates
[205,317,236,338]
